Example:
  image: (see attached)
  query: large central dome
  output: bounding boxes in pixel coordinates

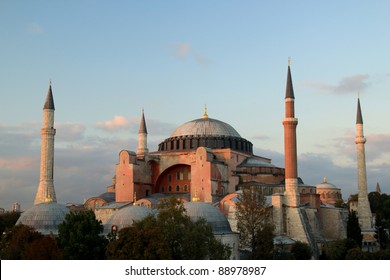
[158,109,253,154]
[171,117,241,138]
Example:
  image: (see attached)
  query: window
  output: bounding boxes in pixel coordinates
[176,172,180,180]
[168,174,172,182]
[168,186,172,192]
[161,186,164,192]
[176,185,180,192]
[184,185,188,192]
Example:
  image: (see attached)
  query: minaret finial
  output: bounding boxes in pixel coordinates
[288,56,291,66]
[202,104,208,119]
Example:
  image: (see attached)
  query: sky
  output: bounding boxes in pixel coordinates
[1,0,389,211]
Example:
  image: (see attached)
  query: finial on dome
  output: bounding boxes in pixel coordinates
[323,176,327,183]
[202,104,208,119]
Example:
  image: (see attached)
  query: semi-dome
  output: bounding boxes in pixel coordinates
[171,118,241,138]
[104,205,155,233]
[184,202,232,234]
[16,202,70,235]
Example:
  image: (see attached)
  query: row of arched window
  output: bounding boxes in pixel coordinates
[161,184,189,193]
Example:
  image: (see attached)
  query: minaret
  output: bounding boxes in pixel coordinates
[136,108,149,156]
[283,58,300,207]
[355,98,372,228]
[34,82,57,205]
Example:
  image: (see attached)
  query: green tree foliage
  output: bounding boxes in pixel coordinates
[106,215,171,260]
[106,198,231,260]
[291,241,312,260]
[0,224,61,259]
[368,192,381,214]
[326,239,359,260]
[347,210,362,247]
[374,214,389,250]
[57,210,107,260]
[235,187,274,259]
[0,212,21,234]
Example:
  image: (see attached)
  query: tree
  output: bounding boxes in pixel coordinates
[374,214,389,250]
[0,224,61,259]
[106,198,231,260]
[57,210,107,260]
[0,212,21,234]
[347,210,362,247]
[106,215,171,260]
[290,241,312,260]
[235,186,274,259]
[326,239,359,260]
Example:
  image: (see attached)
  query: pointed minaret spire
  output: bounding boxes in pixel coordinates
[376,182,382,194]
[137,108,149,156]
[354,98,372,229]
[285,58,295,99]
[356,97,363,124]
[34,83,57,205]
[139,108,148,134]
[44,81,55,110]
[283,58,299,207]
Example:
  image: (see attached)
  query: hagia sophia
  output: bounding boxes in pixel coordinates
[16,62,377,259]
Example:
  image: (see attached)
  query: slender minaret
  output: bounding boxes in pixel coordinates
[136,108,149,156]
[283,58,300,207]
[355,98,372,228]
[34,82,57,205]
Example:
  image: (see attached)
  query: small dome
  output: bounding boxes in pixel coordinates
[184,202,232,234]
[98,192,116,202]
[16,202,70,235]
[171,118,241,138]
[104,205,154,233]
[316,177,340,190]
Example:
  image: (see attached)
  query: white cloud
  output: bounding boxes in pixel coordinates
[174,42,191,58]
[172,42,212,66]
[95,115,130,132]
[301,74,370,94]
[27,23,44,34]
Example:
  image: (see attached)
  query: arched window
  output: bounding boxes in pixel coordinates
[168,186,172,192]
[161,186,164,192]
[184,184,188,192]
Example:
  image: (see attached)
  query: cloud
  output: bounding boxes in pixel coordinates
[56,122,86,142]
[27,23,44,34]
[95,115,130,132]
[174,43,191,58]
[172,42,211,66]
[0,157,37,170]
[301,74,370,94]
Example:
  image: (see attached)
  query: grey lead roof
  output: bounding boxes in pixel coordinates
[43,84,55,110]
[16,202,69,235]
[184,202,233,234]
[171,117,241,138]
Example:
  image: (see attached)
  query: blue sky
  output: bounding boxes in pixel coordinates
[1,1,390,210]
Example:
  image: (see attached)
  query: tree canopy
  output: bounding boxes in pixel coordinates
[106,198,231,260]
[57,210,107,260]
[235,187,274,259]
[0,224,61,259]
